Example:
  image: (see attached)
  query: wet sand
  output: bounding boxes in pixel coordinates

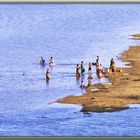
[52,35,140,113]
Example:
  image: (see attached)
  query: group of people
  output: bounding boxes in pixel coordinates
[95,57,116,78]
[76,56,117,90]
[40,56,117,89]
[40,56,55,66]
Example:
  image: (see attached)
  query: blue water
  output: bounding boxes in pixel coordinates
[0,4,140,136]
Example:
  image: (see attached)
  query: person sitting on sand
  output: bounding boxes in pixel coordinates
[81,61,85,74]
[40,57,45,66]
[49,57,55,65]
[110,58,116,72]
[76,64,81,77]
[88,62,92,74]
[46,69,50,81]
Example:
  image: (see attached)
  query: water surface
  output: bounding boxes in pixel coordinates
[0,4,140,136]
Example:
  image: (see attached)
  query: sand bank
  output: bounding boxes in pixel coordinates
[52,36,140,113]
[130,34,140,40]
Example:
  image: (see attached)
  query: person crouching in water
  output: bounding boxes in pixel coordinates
[40,57,45,66]
[76,64,81,78]
[110,58,116,73]
[88,62,92,74]
[46,69,50,82]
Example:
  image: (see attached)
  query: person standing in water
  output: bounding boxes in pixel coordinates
[76,64,80,78]
[96,56,99,67]
[88,62,92,74]
[80,61,85,75]
[49,57,55,65]
[40,57,45,66]
[46,69,50,81]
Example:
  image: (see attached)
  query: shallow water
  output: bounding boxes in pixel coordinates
[0,4,140,136]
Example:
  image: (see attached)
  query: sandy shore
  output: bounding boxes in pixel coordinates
[51,35,140,113]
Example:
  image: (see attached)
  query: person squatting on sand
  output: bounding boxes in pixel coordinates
[40,57,45,66]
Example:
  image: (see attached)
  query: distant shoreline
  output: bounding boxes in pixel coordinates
[52,34,140,113]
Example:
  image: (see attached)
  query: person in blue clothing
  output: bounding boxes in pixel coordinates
[40,57,45,66]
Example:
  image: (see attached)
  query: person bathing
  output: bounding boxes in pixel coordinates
[88,62,92,74]
[80,61,85,75]
[49,57,55,65]
[76,64,81,77]
[40,57,45,66]
[46,69,50,81]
